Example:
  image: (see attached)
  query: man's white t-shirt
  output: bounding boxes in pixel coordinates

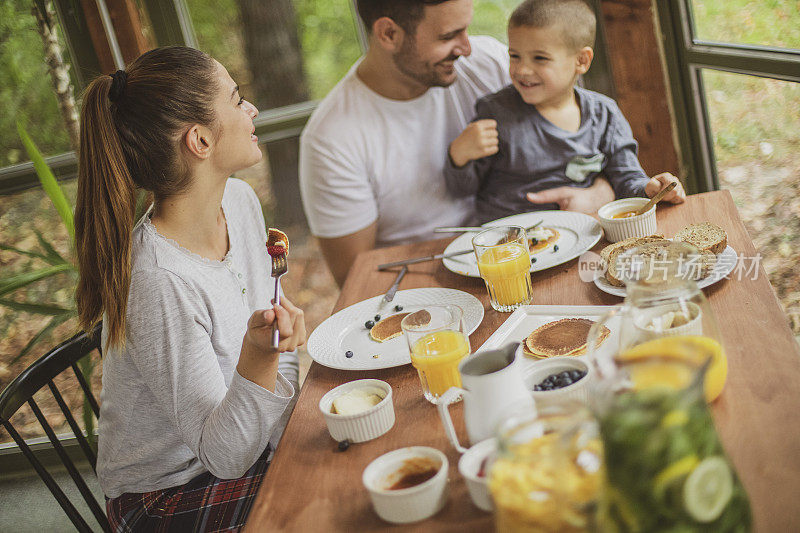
[300,36,510,247]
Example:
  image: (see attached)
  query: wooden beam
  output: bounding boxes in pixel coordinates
[77,0,152,74]
[598,0,681,178]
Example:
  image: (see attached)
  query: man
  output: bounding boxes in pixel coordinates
[299,0,616,286]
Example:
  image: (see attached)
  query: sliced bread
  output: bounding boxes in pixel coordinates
[674,222,727,255]
[604,238,671,286]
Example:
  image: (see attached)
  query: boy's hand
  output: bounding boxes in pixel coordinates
[449,119,499,167]
[645,173,686,204]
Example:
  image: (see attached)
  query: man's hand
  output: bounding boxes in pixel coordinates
[449,119,499,168]
[645,172,686,204]
[526,177,615,214]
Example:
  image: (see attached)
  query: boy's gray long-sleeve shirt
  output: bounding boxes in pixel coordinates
[444,85,650,224]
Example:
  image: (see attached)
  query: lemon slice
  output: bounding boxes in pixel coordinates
[653,454,699,499]
[683,456,733,523]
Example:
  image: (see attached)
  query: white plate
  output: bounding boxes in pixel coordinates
[477,305,621,376]
[442,211,603,278]
[307,288,484,371]
[593,245,739,298]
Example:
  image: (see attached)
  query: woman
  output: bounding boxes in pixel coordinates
[75,46,306,531]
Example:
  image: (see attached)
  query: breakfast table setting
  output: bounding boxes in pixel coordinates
[244,190,800,532]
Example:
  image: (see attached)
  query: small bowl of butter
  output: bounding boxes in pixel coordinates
[319,379,395,443]
[634,302,703,339]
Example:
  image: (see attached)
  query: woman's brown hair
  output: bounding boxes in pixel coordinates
[75,46,218,348]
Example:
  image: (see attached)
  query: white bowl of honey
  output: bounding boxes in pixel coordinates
[597,197,658,242]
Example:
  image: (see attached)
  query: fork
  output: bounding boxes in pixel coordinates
[269,247,288,349]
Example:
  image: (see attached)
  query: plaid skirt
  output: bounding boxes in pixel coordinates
[107,447,270,533]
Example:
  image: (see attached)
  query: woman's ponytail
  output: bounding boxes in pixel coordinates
[75,75,137,348]
[74,47,218,349]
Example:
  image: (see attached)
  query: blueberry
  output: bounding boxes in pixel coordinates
[531,257,537,264]
[533,385,541,391]
[365,320,375,329]
[560,371,571,379]
[345,350,353,358]
[553,245,559,252]
[337,440,350,452]
[562,377,573,386]
[374,315,381,322]
[569,370,582,380]
[394,305,403,312]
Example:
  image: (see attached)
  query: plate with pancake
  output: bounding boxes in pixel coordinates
[477,305,621,368]
[442,211,603,278]
[307,288,484,371]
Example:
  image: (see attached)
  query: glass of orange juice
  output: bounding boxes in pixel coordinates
[401,305,471,403]
[472,226,533,312]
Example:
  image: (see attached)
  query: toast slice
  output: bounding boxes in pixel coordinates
[674,222,728,255]
[605,238,671,286]
[599,234,665,264]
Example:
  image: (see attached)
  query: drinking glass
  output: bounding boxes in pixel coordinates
[472,226,533,312]
[586,242,751,531]
[489,402,603,532]
[401,305,471,404]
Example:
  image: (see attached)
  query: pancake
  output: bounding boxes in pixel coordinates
[523,318,610,358]
[369,313,409,342]
[369,309,432,343]
[266,228,289,256]
[529,227,560,254]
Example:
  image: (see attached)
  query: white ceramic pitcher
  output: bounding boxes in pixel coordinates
[436,343,535,452]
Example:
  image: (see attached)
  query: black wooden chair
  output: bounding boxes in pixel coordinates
[0,324,109,533]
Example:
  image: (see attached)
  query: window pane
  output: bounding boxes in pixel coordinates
[186,0,361,107]
[702,69,800,332]
[0,0,74,168]
[691,0,800,50]
[472,0,520,44]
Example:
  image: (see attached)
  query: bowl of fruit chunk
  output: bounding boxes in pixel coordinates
[523,358,594,405]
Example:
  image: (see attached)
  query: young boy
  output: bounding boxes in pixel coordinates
[444,0,685,224]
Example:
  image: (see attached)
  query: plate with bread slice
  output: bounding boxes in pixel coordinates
[594,222,738,297]
[442,211,603,277]
[307,288,484,371]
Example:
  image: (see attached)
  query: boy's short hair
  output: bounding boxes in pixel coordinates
[509,0,596,51]
[356,0,451,35]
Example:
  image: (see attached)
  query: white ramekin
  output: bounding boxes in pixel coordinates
[319,379,394,443]
[458,438,497,512]
[597,197,658,243]
[362,446,449,524]
[523,357,595,406]
[633,302,703,339]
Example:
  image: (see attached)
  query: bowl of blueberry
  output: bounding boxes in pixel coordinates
[523,357,594,405]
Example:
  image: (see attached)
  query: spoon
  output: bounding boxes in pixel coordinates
[633,181,677,216]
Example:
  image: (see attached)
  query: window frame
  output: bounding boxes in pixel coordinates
[0,0,619,196]
[655,1,800,194]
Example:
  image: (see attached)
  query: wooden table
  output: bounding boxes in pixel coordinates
[245,191,800,532]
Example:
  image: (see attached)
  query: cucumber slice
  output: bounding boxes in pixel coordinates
[683,456,733,523]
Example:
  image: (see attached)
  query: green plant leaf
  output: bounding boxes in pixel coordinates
[11,313,73,364]
[0,298,73,316]
[0,243,53,263]
[17,121,75,242]
[33,228,68,265]
[0,264,73,296]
